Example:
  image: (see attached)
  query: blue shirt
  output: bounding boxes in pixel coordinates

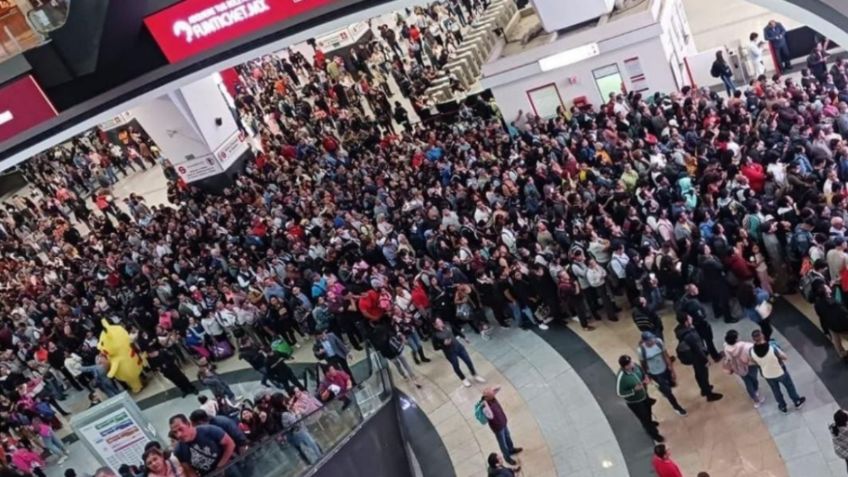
[174,424,226,475]
[321,339,335,358]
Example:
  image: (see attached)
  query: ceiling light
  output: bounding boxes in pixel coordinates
[539,43,600,72]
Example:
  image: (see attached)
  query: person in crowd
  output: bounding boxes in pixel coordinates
[143,446,185,477]
[737,282,773,340]
[432,318,485,387]
[711,51,736,95]
[764,19,792,70]
[148,345,198,397]
[748,329,806,413]
[722,330,765,407]
[676,285,724,360]
[651,444,683,477]
[486,452,520,477]
[637,332,687,416]
[674,314,724,402]
[170,414,237,477]
[616,355,664,443]
[281,400,323,464]
[814,284,848,359]
[313,330,354,382]
[479,386,522,466]
[831,409,848,472]
[747,32,766,77]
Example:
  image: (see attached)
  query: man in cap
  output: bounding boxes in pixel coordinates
[638,331,687,416]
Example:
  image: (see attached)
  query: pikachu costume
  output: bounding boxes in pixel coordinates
[97,319,144,393]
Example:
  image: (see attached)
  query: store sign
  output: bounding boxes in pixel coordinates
[174,154,224,182]
[0,75,57,144]
[145,0,337,63]
[214,130,249,170]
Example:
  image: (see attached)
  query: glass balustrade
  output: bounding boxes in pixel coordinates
[207,347,393,477]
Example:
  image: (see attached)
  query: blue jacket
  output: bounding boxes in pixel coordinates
[764,23,787,46]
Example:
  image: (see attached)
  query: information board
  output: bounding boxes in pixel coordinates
[71,392,158,474]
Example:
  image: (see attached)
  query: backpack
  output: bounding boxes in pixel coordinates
[789,229,812,259]
[675,336,695,365]
[710,62,722,78]
[800,271,824,302]
[473,401,488,425]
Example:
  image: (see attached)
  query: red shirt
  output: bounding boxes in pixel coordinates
[741,163,766,193]
[651,455,683,477]
[358,290,384,321]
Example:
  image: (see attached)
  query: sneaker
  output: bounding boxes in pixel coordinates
[58,456,68,464]
[473,375,486,383]
[779,405,788,414]
[706,393,724,402]
[510,447,523,455]
[675,408,688,417]
[754,394,766,408]
[794,397,806,409]
[538,323,549,330]
[654,435,665,443]
[462,379,472,387]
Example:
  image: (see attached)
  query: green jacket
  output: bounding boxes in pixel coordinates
[616,365,647,403]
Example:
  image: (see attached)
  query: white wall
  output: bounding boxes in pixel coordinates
[176,75,240,151]
[490,37,677,121]
[682,0,800,51]
[129,96,212,163]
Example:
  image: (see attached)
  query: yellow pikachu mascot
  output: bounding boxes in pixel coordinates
[97,319,144,393]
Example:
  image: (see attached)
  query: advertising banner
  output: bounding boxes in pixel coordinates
[145,0,337,63]
[0,75,57,144]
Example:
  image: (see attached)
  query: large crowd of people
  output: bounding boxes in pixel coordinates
[4,4,848,477]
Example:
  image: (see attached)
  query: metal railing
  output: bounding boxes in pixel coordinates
[207,347,393,477]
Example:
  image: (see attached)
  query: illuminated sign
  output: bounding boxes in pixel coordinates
[0,76,57,144]
[145,0,336,63]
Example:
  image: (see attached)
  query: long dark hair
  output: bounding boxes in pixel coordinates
[832,409,848,436]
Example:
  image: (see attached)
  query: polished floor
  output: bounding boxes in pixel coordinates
[29,167,848,477]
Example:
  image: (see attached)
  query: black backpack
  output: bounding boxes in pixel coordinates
[675,335,695,365]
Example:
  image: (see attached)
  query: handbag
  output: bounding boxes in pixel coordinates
[755,300,773,320]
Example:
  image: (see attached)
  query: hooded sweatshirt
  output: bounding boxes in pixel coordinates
[722,341,755,375]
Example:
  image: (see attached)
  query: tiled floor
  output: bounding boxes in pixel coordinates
[466,330,628,477]
[395,343,557,477]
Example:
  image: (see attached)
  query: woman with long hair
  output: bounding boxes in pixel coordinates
[831,409,848,472]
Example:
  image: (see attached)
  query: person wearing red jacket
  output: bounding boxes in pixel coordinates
[724,246,756,283]
[740,157,767,193]
[651,444,683,477]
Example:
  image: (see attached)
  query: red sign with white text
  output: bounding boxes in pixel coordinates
[145,0,336,63]
[0,75,57,144]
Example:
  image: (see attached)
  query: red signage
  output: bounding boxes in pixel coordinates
[145,0,336,63]
[0,75,57,144]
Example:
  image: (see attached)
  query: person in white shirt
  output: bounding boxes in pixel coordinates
[748,32,766,76]
[748,329,805,413]
[197,394,218,417]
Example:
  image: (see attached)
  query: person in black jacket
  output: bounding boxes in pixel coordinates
[814,284,848,359]
[632,297,665,342]
[676,284,723,361]
[674,314,723,402]
[147,345,198,397]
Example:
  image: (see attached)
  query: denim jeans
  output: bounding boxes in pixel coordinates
[289,429,322,464]
[648,370,684,412]
[506,302,536,328]
[494,426,516,464]
[741,366,761,401]
[406,329,423,352]
[444,343,477,380]
[42,432,65,456]
[765,371,801,408]
[720,74,736,95]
